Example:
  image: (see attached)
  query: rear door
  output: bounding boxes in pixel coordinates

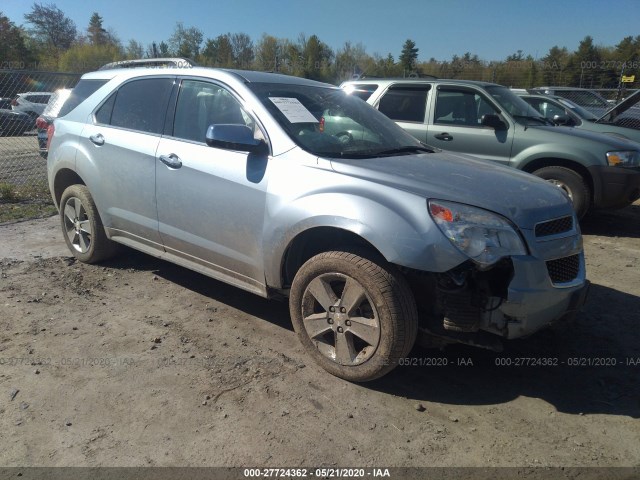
[79,77,174,248]
[427,86,514,165]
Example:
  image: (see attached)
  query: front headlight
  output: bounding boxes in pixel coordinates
[428,200,527,268]
[606,151,640,167]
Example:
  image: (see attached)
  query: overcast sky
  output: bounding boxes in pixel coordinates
[2,0,639,61]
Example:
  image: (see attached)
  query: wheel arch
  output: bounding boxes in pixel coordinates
[280,226,384,290]
[53,168,86,208]
[521,157,594,201]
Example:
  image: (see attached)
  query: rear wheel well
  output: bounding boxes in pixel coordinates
[281,227,384,289]
[521,158,593,199]
[53,169,85,207]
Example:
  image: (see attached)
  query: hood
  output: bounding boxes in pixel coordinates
[330,151,574,230]
[525,124,640,148]
[597,90,640,123]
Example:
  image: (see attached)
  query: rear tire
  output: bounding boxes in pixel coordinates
[59,185,118,264]
[533,166,591,219]
[289,250,418,382]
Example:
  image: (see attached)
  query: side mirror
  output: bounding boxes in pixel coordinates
[481,114,506,130]
[206,124,268,154]
[552,114,571,126]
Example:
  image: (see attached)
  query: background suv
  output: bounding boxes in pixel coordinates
[517,91,640,144]
[529,87,614,116]
[48,66,587,381]
[11,91,52,121]
[342,79,640,218]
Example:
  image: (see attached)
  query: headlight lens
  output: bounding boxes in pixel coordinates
[606,151,640,167]
[428,200,526,268]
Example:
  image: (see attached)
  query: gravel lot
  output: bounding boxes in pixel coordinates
[0,134,44,190]
[0,204,639,472]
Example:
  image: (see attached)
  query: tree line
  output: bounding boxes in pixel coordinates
[1,2,639,89]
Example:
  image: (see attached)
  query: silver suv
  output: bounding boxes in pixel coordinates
[48,66,588,381]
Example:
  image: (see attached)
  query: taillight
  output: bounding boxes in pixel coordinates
[11,98,18,106]
[35,116,48,130]
[46,123,55,150]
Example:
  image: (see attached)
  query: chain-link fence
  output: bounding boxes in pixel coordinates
[0,65,638,215]
[0,70,81,209]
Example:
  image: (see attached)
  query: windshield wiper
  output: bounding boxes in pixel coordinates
[315,151,374,159]
[513,115,554,128]
[371,145,434,156]
[315,145,434,159]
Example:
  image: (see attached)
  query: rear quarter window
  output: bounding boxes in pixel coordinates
[346,84,379,101]
[28,95,51,104]
[58,79,109,117]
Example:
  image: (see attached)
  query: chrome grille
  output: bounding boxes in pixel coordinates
[535,216,574,238]
[546,254,580,284]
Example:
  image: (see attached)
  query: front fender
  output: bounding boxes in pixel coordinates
[262,189,467,288]
[510,142,605,171]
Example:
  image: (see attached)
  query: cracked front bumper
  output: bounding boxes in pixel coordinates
[484,254,589,339]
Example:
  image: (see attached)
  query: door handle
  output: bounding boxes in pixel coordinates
[89,134,105,146]
[159,153,182,169]
[434,133,453,141]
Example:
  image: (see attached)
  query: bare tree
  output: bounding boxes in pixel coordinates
[24,2,76,51]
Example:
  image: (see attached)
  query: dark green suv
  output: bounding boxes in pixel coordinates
[341,79,640,218]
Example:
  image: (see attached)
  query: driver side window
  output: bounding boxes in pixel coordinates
[173,80,256,143]
[435,89,497,126]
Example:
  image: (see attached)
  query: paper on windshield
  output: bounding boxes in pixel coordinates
[269,97,318,123]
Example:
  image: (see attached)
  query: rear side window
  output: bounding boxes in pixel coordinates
[378,85,430,122]
[95,78,173,134]
[346,84,378,101]
[27,94,51,104]
[59,79,108,117]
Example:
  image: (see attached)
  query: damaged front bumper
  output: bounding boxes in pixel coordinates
[411,216,589,348]
[482,255,589,339]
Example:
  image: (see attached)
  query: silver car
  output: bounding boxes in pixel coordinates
[48,67,589,381]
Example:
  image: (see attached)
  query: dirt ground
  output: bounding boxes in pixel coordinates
[0,203,639,470]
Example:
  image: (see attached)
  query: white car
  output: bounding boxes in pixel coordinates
[11,91,53,120]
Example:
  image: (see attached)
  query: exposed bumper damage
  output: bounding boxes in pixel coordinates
[407,221,589,350]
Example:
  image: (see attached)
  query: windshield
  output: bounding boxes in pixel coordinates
[248,83,428,158]
[557,90,609,109]
[555,97,599,120]
[485,86,543,123]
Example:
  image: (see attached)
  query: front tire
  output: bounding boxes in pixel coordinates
[59,185,117,263]
[289,250,418,382]
[533,166,591,219]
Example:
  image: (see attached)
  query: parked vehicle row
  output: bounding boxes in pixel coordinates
[47,65,589,382]
[11,91,52,120]
[341,78,640,219]
[516,91,640,143]
[0,109,33,136]
[0,91,53,137]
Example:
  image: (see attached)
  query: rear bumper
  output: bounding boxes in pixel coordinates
[588,165,640,209]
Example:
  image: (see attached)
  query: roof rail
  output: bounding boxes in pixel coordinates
[352,73,438,80]
[99,58,197,70]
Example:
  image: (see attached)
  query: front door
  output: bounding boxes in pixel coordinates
[155,79,269,293]
[427,87,514,165]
